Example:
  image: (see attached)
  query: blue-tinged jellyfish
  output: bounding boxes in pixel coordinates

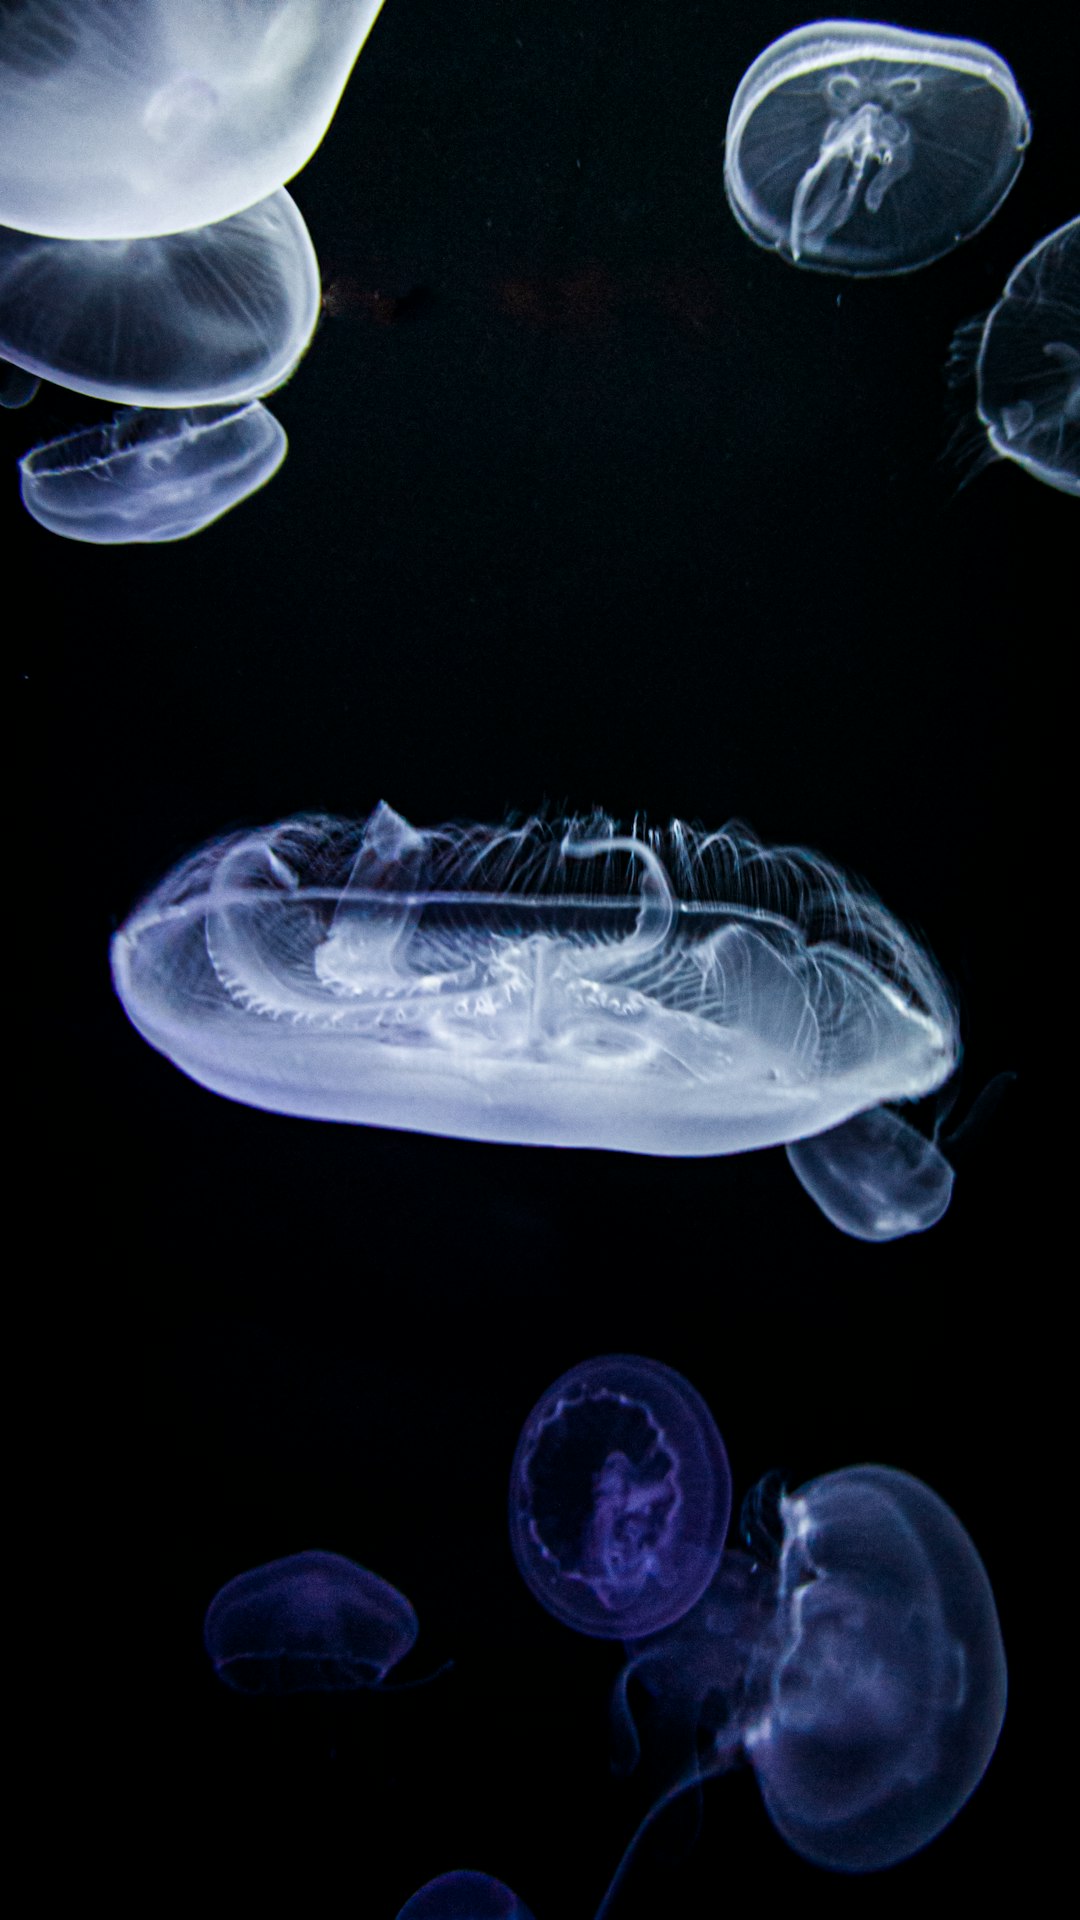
[786,1102,954,1242]
[968,216,1079,498]
[598,1466,1005,1899]
[204,1549,418,1694]
[724,21,1029,275]
[0,358,37,408]
[0,189,319,406]
[395,1873,536,1920]
[509,1356,732,1639]
[0,0,387,241]
[110,805,959,1208]
[19,402,287,544]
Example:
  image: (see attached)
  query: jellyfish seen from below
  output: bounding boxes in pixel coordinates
[0,359,37,408]
[509,1356,731,1639]
[20,402,287,544]
[724,22,1029,275]
[395,1873,536,1920]
[971,216,1080,497]
[110,803,958,1165]
[204,1550,418,1694]
[0,0,387,241]
[599,1466,1005,1903]
[786,1102,954,1242]
[0,190,319,407]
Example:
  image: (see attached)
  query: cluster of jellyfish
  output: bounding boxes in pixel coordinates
[0,1,389,540]
[204,1352,1006,1917]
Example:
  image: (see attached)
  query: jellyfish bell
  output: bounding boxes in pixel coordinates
[0,357,37,408]
[203,1549,418,1695]
[972,217,1079,497]
[0,0,387,241]
[724,21,1030,275]
[0,189,319,407]
[785,1101,955,1242]
[395,1873,537,1920]
[110,803,958,1157]
[19,401,287,543]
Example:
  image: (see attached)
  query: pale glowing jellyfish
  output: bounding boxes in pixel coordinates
[786,1103,954,1241]
[395,1874,536,1920]
[0,0,387,241]
[724,22,1029,274]
[600,1466,1005,1900]
[0,190,319,406]
[110,804,958,1173]
[972,216,1080,496]
[204,1550,418,1694]
[19,402,287,543]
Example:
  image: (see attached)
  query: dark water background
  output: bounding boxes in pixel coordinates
[21,1,1064,1911]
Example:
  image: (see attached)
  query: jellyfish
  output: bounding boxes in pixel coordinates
[509,1356,732,1639]
[0,189,319,407]
[785,1102,954,1242]
[598,1466,1005,1902]
[724,22,1030,275]
[110,804,959,1179]
[0,0,386,242]
[968,216,1080,497]
[395,1873,537,1920]
[203,1549,419,1694]
[19,401,287,544]
[0,358,37,408]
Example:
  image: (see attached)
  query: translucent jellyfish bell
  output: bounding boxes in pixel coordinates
[785,1102,955,1241]
[509,1356,732,1639]
[601,1467,1005,1901]
[974,217,1080,497]
[19,402,287,544]
[110,803,959,1154]
[0,0,387,241]
[724,22,1030,275]
[395,1873,537,1920]
[0,190,319,407]
[0,359,37,408]
[203,1550,418,1694]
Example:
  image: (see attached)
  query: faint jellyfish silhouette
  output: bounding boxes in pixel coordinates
[0,0,387,240]
[509,1356,731,1639]
[19,401,287,543]
[204,1550,418,1694]
[395,1873,537,1920]
[0,189,319,406]
[599,1466,1005,1905]
[0,358,37,408]
[785,1102,954,1241]
[969,217,1079,497]
[110,804,958,1171]
[724,22,1029,275]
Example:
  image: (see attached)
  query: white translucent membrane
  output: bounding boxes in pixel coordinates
[20,402,287,544]
[0,189,319,407]
[602,1468,1006,1895]
[786,1103,954,1241]
[0,0,386,241]
[724,21,1030,275]
[976,217,1080,497]
[111,802,958,1155]
[395,1874,537,1920]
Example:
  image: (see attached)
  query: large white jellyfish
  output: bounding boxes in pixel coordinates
[0,0,387,241]
[111,804,959,1190]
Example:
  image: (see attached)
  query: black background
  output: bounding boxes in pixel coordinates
[21,2,1062,1912]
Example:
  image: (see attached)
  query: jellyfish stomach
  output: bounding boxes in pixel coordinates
[790,103,912,260]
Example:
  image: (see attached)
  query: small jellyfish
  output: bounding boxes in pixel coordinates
[509,1356,731,1639]
[0,189,319,407]
[110,803,958,1162]
[0,358,37,408]
[19,402,287,544]
[724,22,1030,275]
[785,1102,954,1241]
[971,216,1080,497]
[599,1466,1005,1903]
[204,1549,418,1694]
[395,1873,537,1920]
[0,0,386,240]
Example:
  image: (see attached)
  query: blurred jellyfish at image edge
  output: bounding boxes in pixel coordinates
[0,358,37,408]
[20,402,287,543]
[724,21,1029,274]
[0,190,319,407]
[596,1465,1005,1904]
[0,0,387,242]
[111,803,960,1239]
[204,1550,418,1694]
[509,1356,732,1639]
[396,1873,536,1920]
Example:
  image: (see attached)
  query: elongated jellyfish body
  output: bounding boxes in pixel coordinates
[111,804,958,1166]
[786,1103,955,1241]
[204,1549,418,1694]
